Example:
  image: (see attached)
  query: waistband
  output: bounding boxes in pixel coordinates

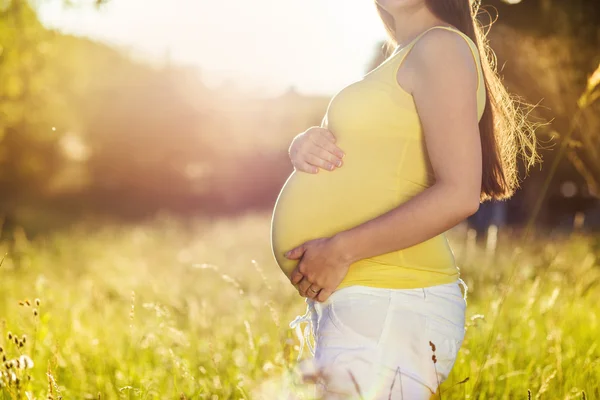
[288,278,468,362]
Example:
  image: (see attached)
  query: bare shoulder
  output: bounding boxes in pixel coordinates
[408,28,478,90]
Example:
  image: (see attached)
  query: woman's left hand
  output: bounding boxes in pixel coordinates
[284,236,352,302]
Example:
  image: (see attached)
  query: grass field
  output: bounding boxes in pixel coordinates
[0,213,598,399]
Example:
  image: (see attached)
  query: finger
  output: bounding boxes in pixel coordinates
[316,128,337,143]
[297,278,312,297]
[302,153,337,171]
[310,147,344,168]
[288,136,302,159]
[290,268,304,285]
[316,289,334,303]
[285,245,306,260]
[306,127,331,141]
[293,161,319,174]
[305,285,321,300]
[312,136,345,160]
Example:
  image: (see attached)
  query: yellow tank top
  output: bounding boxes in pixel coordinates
[270,26,487,290]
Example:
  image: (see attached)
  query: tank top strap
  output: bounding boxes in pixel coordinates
[394,25,484,93]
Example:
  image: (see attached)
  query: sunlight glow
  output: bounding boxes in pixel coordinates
[39,0,388,96]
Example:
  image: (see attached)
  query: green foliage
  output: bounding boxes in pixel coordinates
[488,0,600,40]
[486,0,600,196]
[0,1,62,195]
[0,215,599,398]
[578,63,600,109]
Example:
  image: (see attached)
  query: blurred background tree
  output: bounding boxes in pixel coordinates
[487,0,600,193]
[485,0,600,229]
[0,0,65,230]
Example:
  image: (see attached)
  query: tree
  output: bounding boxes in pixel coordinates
[0,0,64,206]
[486,0,600,195]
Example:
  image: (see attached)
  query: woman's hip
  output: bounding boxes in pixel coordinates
[298,280,467,396]
[309,280,467,338]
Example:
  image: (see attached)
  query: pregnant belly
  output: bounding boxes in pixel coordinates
[270,165,402,277]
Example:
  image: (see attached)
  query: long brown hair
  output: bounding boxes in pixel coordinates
[376,0,538,201]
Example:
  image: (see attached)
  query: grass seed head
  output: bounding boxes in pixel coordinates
[33,309,39,317]
[19,355,34,369]
[25,299,31,306]
[35,298,41,307]
[7,332,12,341]
[429,341,436,352]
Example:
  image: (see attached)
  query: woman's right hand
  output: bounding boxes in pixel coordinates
[288,127,345,174]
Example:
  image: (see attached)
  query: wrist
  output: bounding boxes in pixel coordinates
[331,230,359,264]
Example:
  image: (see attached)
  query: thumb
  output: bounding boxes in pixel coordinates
[285,245,306,260]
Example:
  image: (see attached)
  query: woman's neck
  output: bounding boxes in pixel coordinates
[391,5,447,48]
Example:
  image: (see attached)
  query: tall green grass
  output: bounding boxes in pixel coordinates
[0,213,598,399]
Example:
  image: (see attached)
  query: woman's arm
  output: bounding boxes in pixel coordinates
[332,29,482,265]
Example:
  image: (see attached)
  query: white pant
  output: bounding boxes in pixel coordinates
[289,279,468,400]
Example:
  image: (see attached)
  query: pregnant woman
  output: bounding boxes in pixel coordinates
[271,0,537,398]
